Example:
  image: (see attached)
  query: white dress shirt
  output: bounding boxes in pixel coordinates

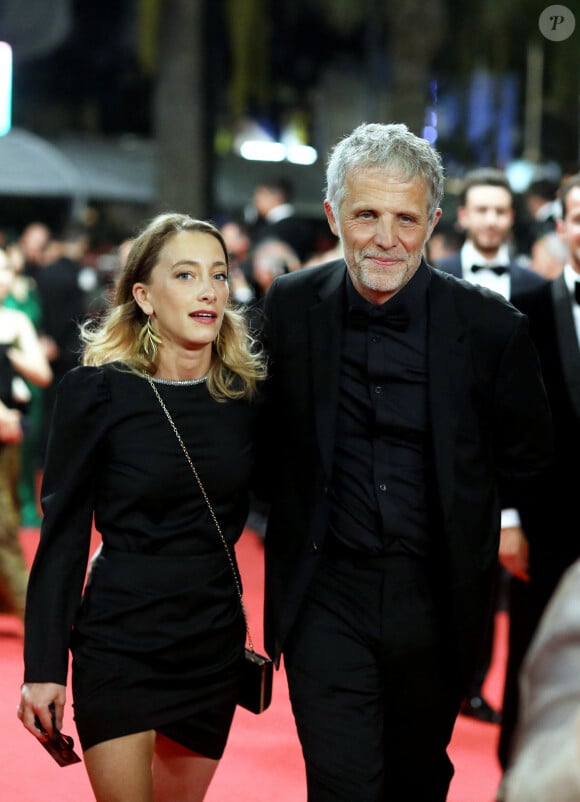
[460,241,512,300]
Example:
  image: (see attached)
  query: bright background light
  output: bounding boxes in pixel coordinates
[286,145,318,165]
[0,42,12,136]
[239,140,286,162]
[233,118,318,164]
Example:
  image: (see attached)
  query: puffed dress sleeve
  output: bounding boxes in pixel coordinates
[23,365,112,685]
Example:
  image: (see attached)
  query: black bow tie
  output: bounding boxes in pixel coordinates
[575,282,580,305]
[471,264,509,276]
[348,304,409,332]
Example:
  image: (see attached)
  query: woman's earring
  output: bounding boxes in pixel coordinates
[138,316,163,359]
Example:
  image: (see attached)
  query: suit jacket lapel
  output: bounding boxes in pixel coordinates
[309,262,346,481]
[552,275,580,417]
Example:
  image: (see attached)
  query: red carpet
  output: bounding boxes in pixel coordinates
[2,527,504,801]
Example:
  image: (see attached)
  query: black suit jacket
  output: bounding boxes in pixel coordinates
[511,276,580,598]
[435,252,546,298]
[259,259,552,681]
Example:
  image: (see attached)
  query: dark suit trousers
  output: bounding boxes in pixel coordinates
[284,548,458,802]
[465,563,504,697]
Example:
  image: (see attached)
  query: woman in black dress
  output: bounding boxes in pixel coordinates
[17,214,266,801]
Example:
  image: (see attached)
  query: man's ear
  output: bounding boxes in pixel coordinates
[429,208,443,238]
[324,200,339,237]
[133,283,153,316]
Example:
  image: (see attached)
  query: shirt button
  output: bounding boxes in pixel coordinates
[378,482,387,492]
[371,335,380,343]
[375,385,382,394]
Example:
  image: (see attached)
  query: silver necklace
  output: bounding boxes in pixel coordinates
[145,374,208,386]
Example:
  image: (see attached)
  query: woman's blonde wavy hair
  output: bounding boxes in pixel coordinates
[81,213,266,400]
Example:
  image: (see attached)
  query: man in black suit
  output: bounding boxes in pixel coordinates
[497,173,580,783]
[436,168,546,724]
[258,122,553,802]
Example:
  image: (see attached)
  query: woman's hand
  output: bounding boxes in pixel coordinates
[18,683,66,739]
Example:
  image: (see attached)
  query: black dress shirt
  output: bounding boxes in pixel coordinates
[327,264,434,557]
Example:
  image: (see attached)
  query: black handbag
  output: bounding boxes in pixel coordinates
[240,647,273,714]
[146,376,273,715]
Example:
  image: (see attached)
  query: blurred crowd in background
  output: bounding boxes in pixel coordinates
[0,164,577,532]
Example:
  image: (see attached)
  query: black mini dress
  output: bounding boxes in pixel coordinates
[24,363,258,758]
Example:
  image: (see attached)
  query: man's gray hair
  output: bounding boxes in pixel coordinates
[325,122,445,223]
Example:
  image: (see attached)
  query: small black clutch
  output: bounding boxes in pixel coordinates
[34,706,82,768]
[239,647,273,714]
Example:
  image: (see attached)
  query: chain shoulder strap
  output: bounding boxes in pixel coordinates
[144,375,254,651]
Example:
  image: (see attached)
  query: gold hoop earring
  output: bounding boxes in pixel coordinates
[138,316,162,360]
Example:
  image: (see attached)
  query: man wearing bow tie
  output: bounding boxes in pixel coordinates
[257,123,552,802]
[436,168,547,727]
[435,167,545,299]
